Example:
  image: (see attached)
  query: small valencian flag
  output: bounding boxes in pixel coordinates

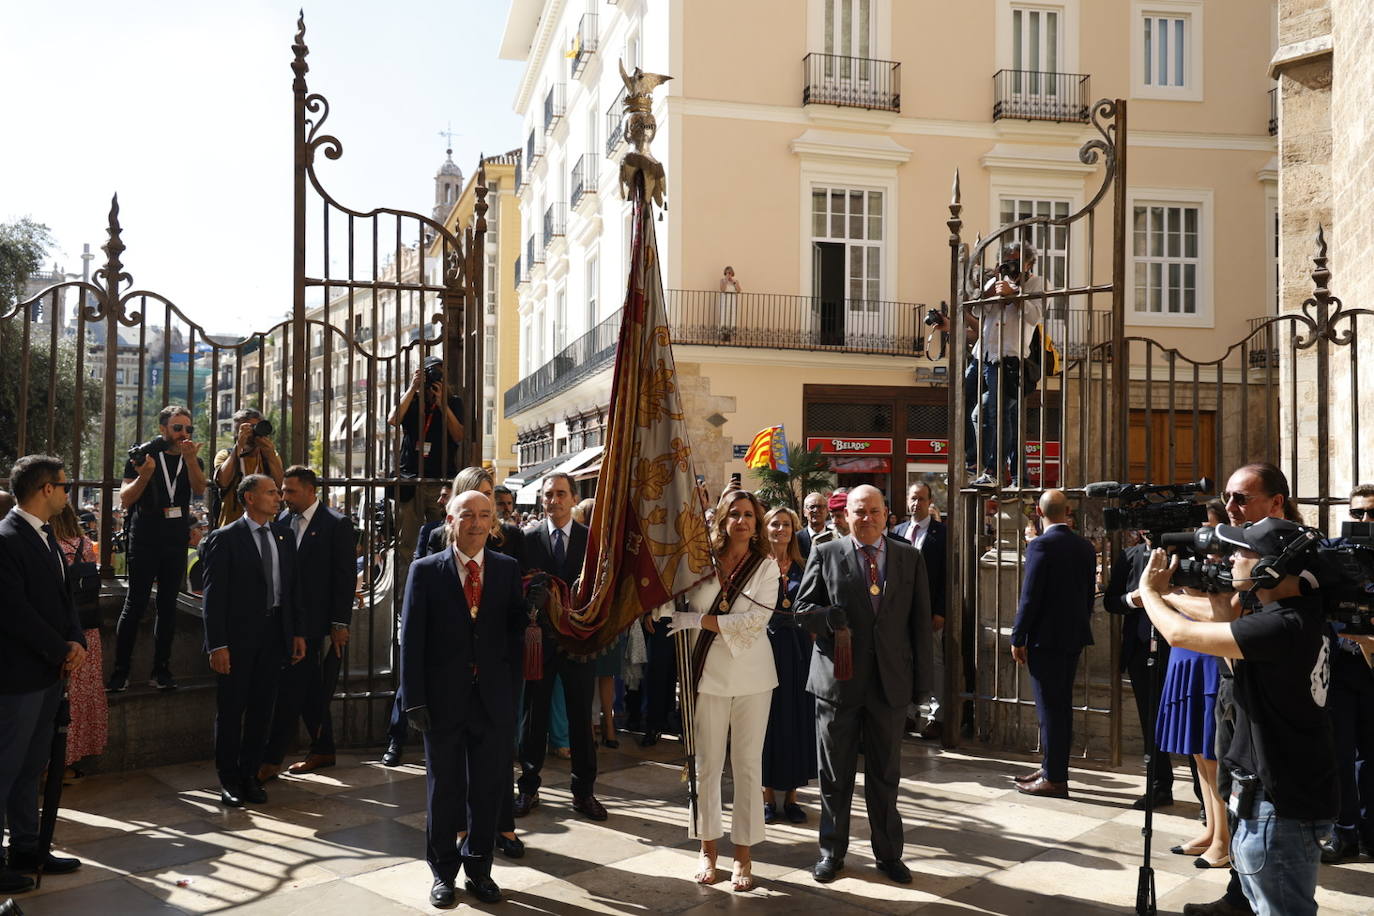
[743,425,789,473]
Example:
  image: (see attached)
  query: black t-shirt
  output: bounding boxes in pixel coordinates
[398,395,463,479]
[122,451,203,547]
[1226,594,1339,820]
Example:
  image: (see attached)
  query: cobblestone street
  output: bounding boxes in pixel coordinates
[15,736,1373,914]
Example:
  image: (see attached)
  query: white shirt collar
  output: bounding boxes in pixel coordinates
[849,533,886,554]
[454,544,485,569]
[911,514,930,532]
[296,499,320,527]
[547,517,573,539]
[15,507,47,539]
[807,519,828,533]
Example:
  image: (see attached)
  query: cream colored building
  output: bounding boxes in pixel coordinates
[500,0,1278,502]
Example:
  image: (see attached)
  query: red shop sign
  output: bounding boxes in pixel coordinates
[906,438,949,458]
[805,437,893,456]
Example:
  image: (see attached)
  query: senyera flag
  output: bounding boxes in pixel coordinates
[743,424,789,473]
[546,172,714,658]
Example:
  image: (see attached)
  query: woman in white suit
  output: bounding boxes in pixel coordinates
[674,489,780,892]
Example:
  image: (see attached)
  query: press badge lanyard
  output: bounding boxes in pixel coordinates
[421,405,436,458]
[158,452,185,519]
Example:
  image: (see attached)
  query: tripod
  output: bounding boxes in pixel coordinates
[1133,622,1164,916]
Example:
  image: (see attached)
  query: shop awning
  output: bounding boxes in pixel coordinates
[512,446,605,505]
[558,445,603,477]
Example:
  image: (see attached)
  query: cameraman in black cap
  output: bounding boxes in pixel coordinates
[211,407,284,528]
[387,356,464,570]
[108,404,207,692]
[1140,517,1336,916]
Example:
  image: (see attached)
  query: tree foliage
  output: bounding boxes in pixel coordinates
[0,218,56,308]
[0,331,104,473]
[750,442,836,511]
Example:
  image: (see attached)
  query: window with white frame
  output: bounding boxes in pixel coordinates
[1131,2,1203,100]
[585,254,599,333]
[998,197,1070,294]
[1132,201,1200,317]
[811,186,884,305]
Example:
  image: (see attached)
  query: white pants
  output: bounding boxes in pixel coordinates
[691,689,771,846]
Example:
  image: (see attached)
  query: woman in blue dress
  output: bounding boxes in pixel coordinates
[759,506,816,823]
[1157,501,1230,868]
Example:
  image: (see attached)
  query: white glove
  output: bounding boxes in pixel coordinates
[670,611,703,632]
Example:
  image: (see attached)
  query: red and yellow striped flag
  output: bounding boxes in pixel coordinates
[743,425,789,473]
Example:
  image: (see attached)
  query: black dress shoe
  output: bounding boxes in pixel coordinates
[601,737,620,749]
[876,858,912,884]
[429,877,456,907]
[573,794,608,821]
[242,781,268,804]
[0,866,35,893]
[1132,790,1174,810]
[381,740,403,767]
[6,851,81,876]
[220,786,246,808]
[465,875,502,904]
[639,731,660,747]
[496,834,525,858]
[1320,834,1362,864]
[513,791,539,817]
[812,856,843,883]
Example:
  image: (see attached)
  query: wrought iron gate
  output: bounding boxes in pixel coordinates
[0,15,484,747]
[942,98,1374,767]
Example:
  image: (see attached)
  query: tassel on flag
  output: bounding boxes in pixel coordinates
[743,425,789,473]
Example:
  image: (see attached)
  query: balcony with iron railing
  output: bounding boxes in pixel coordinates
[544,82,566,133]
[992,69,1091,123]
[526,129,544,167]
[1268,87,1278,136]
[570,154,597,211]
[514,255,526,289]
[543,203,567,259]
[802,52,900,112]
[528,233,543,267]
[505,308,622,416]
[571,13,598,78]
[606,87,626,158]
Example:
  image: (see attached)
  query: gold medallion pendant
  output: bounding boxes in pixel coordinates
[782,599,792,608]
[869,584,881,596]
[719,600,730,612]
[470,606,480,618]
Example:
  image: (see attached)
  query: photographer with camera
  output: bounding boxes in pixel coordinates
[387,356,464,569]
[107,405,207,693]
[211,408,284,529]
[1317,484,1374,864]
[962,241,1044,487]
[1141,515,1336,916]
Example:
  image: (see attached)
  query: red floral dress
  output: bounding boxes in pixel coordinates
[57,535,109,764]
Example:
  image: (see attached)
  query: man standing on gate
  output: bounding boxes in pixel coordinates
[895,482,947,739]
[796,484,934,885]
[260,466,356,781]
[108,405,207,692]
[0,456,87,893]
[515,472,607,821]
[201,474,305,808]
[1009,489,1096,798]
[402,490,530,906]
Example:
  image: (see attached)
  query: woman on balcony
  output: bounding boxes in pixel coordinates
[674,490,780,891]
[718,266,742,342]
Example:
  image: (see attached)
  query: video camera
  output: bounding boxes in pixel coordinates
[1314,521,1374,636]
[1091,478,1233,592]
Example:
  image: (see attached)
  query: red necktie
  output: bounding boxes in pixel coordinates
[465,559,482,619]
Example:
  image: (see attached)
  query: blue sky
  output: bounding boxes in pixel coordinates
[1,0,523,332]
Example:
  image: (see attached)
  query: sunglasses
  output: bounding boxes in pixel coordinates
[170,424,193,434]
[50,480,73,492]
[1351,507,1374,520]
[1223,491,1258,506]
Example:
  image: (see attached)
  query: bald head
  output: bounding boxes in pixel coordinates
[845,485,888,545]
[447,489,495,555]
[1038,489,1069,522]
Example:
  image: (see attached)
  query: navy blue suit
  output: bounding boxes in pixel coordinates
[401,547,526,882]
[0,508,86,856]
[264,504,355,764]
[201,515,302,789]
[893,518,946,617]
[1010,524,1097,784]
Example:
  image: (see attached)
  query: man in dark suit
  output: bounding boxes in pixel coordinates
[0,456,87,893]
[514,472,607,821]
[201,473,306,808]
[260,466,356,780]
[894,482,948,740]
[1010,489,1097,799]
[796,484,934,886]
[402,489,531,906]
[797,490,830,559]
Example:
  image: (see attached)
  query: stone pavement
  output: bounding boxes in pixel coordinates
[14,736,1372,914]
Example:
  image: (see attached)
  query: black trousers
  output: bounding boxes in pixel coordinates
[424,689,506,884]
[642,620,678,733]
[815,681,906,863]
[1331,649,1374,845]
[114,539,186,673]
[263,635,339,764]
[214,632,284,787]
[518,648,596,798]
[1028,646,1080,784]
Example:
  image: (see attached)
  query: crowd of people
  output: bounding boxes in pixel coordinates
[2,395,1370,916]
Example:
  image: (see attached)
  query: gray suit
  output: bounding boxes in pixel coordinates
[796,535,933,863]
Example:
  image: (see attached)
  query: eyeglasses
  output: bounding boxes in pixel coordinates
[170,424,192,434]
[1351,507,1374,520]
